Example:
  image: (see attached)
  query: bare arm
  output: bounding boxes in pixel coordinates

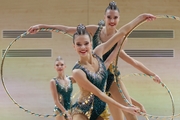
[94,13,156,57]
[104,40,122,69]
[28,24,77,35]
[27,24,98,36]
[119,50,161,83]
[72,69,140,115]
[131,97,146,113]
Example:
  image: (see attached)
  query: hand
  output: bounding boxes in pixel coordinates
[136,104,146,113]
[152,74,162,84]
[66,113,72,120]
[124,106,141,116]
[141,13,156,22]
[64,111,72,120]
[27,25,40,34]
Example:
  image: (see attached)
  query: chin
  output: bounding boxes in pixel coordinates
[80,53,89,58]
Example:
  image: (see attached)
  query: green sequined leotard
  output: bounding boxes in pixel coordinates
[71,53,108,120]
[53,76,73,115]
[92,25,120,92]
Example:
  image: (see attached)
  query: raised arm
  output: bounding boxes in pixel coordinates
[103,39,122,69]
[72,69,140,115]
[94,13,156,57]
[27,24,98,36]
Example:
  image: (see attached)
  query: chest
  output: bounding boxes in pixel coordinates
[56,79,72,94]
[83,60,99,74]
[99,30,115,43]
[84,64,107,89]
[99,34,112,43]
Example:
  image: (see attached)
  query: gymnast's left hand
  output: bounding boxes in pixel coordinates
[152,74,162,84]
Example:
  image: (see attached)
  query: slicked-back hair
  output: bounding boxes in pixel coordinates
[105,1,120,13]
[73,24,91,44]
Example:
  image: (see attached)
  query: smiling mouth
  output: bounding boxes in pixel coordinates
[109,24,116,26]
[80,51,87,54]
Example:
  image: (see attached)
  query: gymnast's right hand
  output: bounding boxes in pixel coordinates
[66,113,72,120]
[124,106,141,116]
[27,24,40,34]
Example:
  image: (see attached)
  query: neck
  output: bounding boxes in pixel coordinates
[79,53,94,65]
[104,26,116,36]
[57,73,65,80]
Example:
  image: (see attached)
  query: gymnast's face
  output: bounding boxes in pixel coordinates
[73,35,92,57]
[104,9,120,29]
[54,60,66,73]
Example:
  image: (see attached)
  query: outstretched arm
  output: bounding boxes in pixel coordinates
[27,24,98,36]
[72,69,140,115]
[94,13,156,58]
[28,24,77,35]
[119,50,161,83]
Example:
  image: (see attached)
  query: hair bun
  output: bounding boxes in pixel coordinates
[98,20,105,26]
[77,24,86,35]
[109,1,117,10]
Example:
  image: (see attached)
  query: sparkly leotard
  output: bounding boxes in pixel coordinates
[71,53,108,120]
[53,76,73,115]
[92,26,120,92]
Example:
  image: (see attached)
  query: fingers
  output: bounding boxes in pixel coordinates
[144,14,156,21]
[141,108,146,113]
[153,79,161,84]
[133,106,141,115]
[27,25,39,34]
[153,75,162,84]
[146,16,156,21]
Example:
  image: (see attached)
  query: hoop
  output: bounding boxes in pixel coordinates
[0,29,73,118]
[114,15,180,120]
[121,73,175,120]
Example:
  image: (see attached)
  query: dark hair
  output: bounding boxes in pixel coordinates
[73,24,91,44]
[105,1,120,13]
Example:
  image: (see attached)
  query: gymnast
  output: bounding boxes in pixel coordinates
[27,2,160,119]
[67,13,156,120]
[50,56,75,120]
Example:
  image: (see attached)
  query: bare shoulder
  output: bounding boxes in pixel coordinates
[72,69,84,76]
[72,69,87,82]
[50,79,56,85]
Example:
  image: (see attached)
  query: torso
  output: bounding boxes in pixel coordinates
[73,53,107,100]
[92,26,117,61]
[72,53,108,119]
[92,25,119,93]
[54,76,73,110]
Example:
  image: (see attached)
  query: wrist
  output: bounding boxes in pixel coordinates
[37,24,44,29]
[151,74,156,77]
